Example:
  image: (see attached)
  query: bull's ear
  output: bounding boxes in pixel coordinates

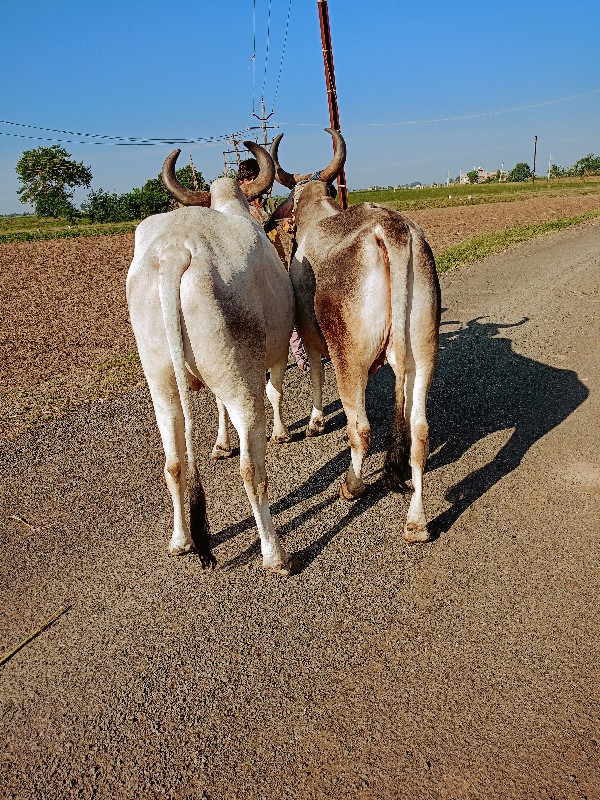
[264,193,294,233]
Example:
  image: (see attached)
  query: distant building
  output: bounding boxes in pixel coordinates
[459,166,507,184]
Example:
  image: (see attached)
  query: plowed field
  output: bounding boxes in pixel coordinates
[2,189,600,438]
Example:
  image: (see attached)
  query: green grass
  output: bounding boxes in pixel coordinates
[91,352,144,396]
[0,215,137,243]
[0,351,145,439]
[3,178,600,243]
[349,178,600,212]
[436,209,600,272]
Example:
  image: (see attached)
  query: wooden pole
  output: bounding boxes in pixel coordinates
[317,0,348,209]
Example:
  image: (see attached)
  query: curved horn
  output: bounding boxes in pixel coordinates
[162,150,211,207]
[270,128,347,188]
[270,133,297,189]
[240,141,275,201]
[318,127,346,183]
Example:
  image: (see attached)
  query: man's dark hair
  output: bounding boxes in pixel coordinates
[238,158,260,182]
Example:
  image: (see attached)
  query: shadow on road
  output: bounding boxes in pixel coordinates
[426,315,589,537]
[212,313,589,568]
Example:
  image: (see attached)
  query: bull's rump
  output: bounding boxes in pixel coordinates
[306,206,411,370]
[127,207,294,394]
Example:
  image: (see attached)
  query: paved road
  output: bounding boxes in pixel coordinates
[2,220,599,799]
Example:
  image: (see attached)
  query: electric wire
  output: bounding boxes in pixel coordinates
[251,0,257,113]
[2,87,597,147]
[261,0,272,104]
[271,0,293,111]
[276,88,600,128]
[0,120,251,146]
[355,89,600,127]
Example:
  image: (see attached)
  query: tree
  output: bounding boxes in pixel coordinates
[571,153,600,177]
[142,164,210,212]
[81,189,122,223]
[466,170,478,185]
[507,162,532,182]
[82,163,210,223]
[16,145,92,218]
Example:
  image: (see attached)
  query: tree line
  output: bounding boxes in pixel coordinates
[15,145,600,221]
[462,154,600,185]
[15,144,210,222]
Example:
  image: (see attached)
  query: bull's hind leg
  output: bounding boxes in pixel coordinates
[402,349,436,543]
[224,392,299,576]
[211,397,233,460]
[334,368,370,501]
[385,356,430,542]
[305,345,326,436]
[146,375,196,556]
[266,356,292,443]
[404,302,437,542]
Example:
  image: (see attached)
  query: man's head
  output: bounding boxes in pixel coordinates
[238,158,260,187]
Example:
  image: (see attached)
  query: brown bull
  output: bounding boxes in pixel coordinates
[267,130,441,542]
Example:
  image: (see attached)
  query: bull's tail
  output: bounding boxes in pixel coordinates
[158,248,212,560]
[376,222,412,492]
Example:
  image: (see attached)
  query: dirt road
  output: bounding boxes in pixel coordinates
[1,220,599,799]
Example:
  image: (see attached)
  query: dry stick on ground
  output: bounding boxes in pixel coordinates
[0,605,71,667]
[9,514,39,531]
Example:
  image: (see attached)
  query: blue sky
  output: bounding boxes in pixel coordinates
[1,0,599,214]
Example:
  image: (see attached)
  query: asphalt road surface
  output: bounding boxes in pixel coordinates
[2,220,599,799]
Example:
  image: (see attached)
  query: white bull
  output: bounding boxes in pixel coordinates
[126,142,299,575]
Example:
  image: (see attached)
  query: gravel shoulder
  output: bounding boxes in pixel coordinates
[1,213,599,799]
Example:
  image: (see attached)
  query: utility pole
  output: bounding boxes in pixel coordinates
[317,0,348,209]
[532,135,538,183]
[189,154,199,191]
[223,133,242,175]
[253,99,274,147]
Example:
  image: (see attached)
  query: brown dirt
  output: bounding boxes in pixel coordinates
[409,189,600,251]
[1,190,600,439]
[1,218,599,799]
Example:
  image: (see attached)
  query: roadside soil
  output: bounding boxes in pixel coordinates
[1,189,600,439]
[1,217,598,799]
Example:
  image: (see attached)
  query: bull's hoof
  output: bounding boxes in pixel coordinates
[339,481,365,501]
[270,431,293,444]
[306,420,325,437]
[169,541,196,556]
[402,523,431,544]
[210,444,233,460]
[266,555,302,577]
[197,550,218,570]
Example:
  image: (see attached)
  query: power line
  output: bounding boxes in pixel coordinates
[261,0,273,103]
[271,0,293,111]
[251,0,257,113]
[0,120,251,146]
[357,89,600,127]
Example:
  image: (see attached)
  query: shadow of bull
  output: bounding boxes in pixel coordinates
[209,312,588,569]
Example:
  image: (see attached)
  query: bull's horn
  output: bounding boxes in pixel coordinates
[270,128,346,188]
[162,149,211,207]
[318,128,346,183]
[240,141,275,201]
[270,134,297,189]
